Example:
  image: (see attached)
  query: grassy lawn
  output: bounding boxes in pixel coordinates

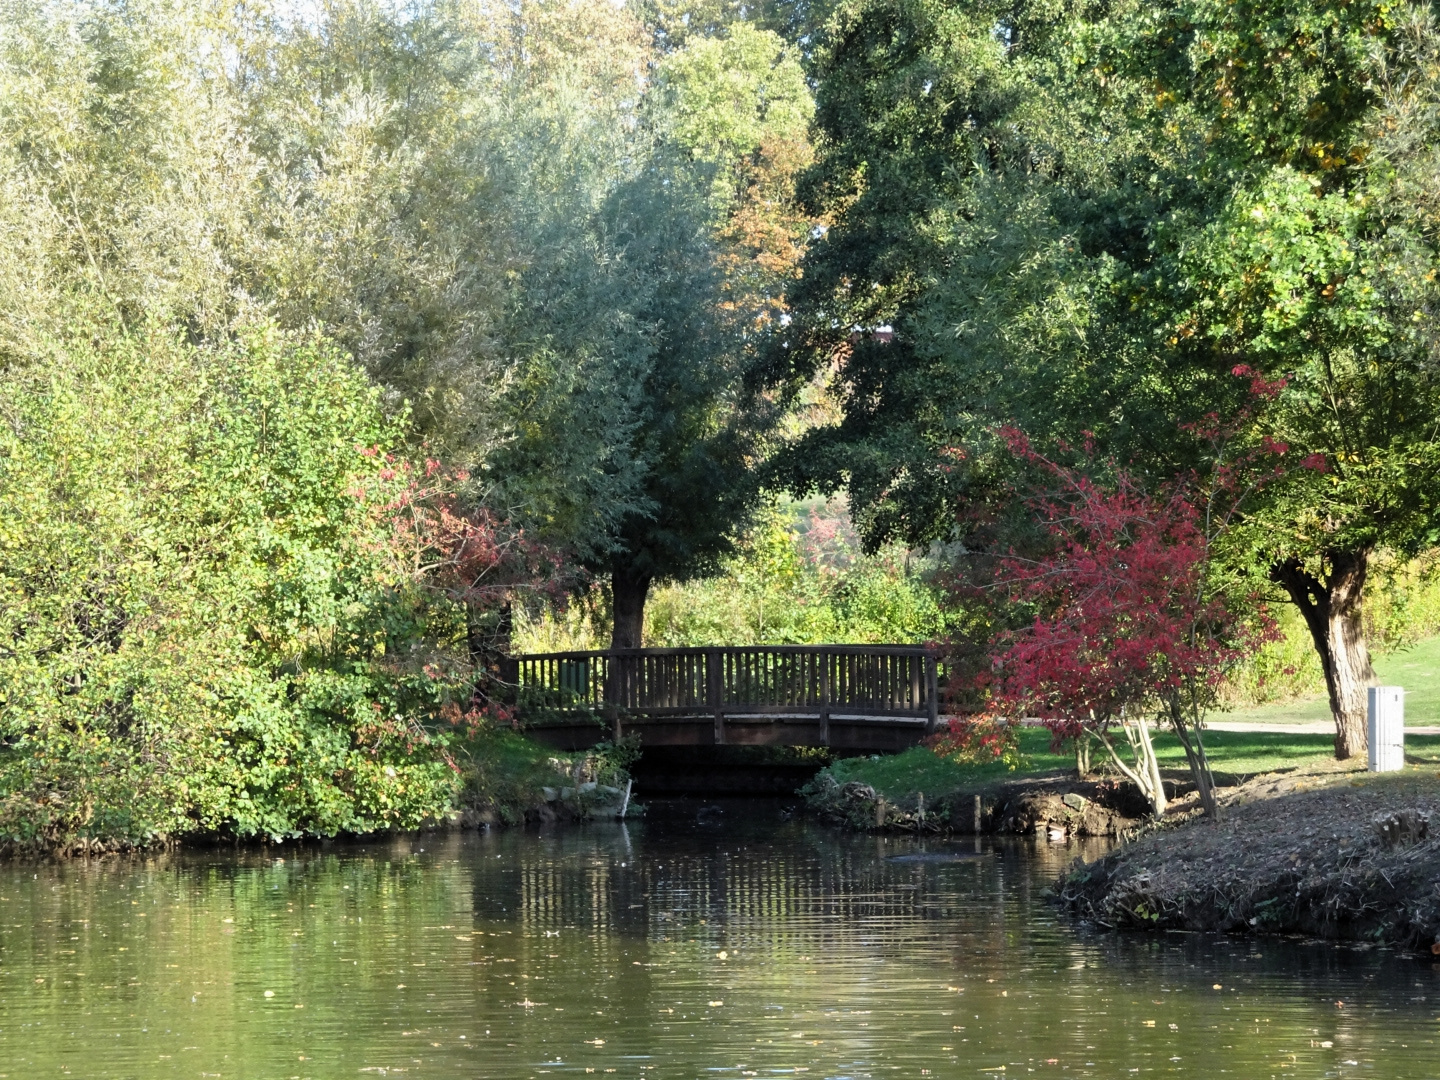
[826,728,1071,799]
[823,727,1440,801]
[1215,634,1440,725]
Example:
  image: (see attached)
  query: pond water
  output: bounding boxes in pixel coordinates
[1,803,1437,1079]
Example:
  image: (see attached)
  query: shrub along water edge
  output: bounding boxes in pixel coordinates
[0,322,473,852]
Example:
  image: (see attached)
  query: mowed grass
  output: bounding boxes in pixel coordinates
[823,726,1440,801]
[1216,634,1440,725]
[826,727,1072,799]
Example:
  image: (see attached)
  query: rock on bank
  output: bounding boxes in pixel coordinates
[1058,772,1440,951]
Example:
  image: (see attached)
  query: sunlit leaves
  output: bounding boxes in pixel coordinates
[0,324,464,850]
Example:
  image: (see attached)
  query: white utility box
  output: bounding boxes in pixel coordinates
[1367,686,1405,772]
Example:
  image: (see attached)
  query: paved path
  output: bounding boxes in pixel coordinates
[1207,720,1440,735]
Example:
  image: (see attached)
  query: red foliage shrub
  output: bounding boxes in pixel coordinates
[985,427,1253,739]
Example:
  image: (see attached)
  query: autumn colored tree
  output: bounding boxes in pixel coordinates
[980,431,1276,819]
[384,459,575,707]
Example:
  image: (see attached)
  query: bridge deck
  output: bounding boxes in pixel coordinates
[512,645,940,751]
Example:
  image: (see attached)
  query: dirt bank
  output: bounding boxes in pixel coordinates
[1058,770,1440,950]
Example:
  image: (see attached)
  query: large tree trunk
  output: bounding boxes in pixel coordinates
[610,566,652,651]
[1271,550,1375,760]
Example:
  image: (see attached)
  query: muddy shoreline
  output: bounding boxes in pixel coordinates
[799,767,1153,837]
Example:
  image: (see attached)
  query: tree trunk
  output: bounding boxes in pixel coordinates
[1168,693,1218,819]
[1094,715,1167,818]
[467,601,514,703]
[1271,550,1375,760]
[610,566,652,651]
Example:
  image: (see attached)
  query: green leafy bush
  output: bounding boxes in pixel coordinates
[0,323,466,851]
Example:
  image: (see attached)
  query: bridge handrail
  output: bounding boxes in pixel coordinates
[510,644,941,735]
[515,643,936,660]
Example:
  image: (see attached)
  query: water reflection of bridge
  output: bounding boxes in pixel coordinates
[461,825,1086,985]
[470,827,1008,944]
[511,645,940,751]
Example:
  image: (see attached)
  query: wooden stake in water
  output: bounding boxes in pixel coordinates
[973,794,982,835]
[617,778,632,820]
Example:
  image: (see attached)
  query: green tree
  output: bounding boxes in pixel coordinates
[0,0,661,554]
[0,0,696,660]
[514,21,815,648]
[632,0,831,51]
[1114,0,1440,759]
[780,0,1440,758]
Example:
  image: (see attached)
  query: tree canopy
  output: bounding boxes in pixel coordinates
[0,0,816,845]
[777,0,1440,756]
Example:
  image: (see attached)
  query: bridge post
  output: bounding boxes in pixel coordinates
[706,647,725,744]
[601,651,618,741]
[818,648,830,746]
[925,653,939,733]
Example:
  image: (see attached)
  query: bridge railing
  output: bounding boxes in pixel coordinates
[511,645,940,738]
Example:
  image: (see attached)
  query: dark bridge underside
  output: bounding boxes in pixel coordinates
[512,645,940,753]
[523,712,932,753]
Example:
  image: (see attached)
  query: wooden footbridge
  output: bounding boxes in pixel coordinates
[511,645,940,752]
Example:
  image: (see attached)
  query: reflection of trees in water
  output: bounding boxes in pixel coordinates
[471,826,1102,973]
[0,841,484,1064]
[466,821,1434,1051]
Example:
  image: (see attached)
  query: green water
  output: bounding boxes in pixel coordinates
[1,807,1437,1079]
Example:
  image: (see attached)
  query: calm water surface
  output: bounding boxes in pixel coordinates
[1,803,1437,1079]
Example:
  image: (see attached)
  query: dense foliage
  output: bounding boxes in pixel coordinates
[10,0,1440,852]
[0,0,816,848]
[779,0,1440,756]
[0,325,468,850]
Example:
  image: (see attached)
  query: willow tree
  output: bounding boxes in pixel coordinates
[502,20,816,648]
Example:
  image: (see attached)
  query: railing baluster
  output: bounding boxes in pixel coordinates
[818,648,830,745]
